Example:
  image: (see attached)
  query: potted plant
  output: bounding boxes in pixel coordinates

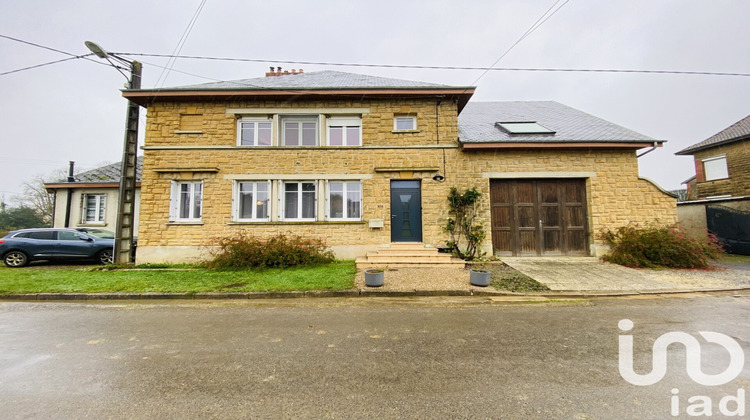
[364,269,385,287]
[469,268,491,287]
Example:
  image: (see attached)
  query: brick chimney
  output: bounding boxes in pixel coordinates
[265,66,304,77]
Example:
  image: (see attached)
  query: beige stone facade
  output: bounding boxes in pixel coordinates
[134,96,676,263]
[688,140,750,199]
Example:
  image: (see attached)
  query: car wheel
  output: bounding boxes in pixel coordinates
[97,249,114,265]
[3,251,29,268]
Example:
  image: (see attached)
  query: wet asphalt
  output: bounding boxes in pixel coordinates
[1,294,749,419]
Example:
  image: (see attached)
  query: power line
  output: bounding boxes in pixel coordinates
[155,0,208,88]
[0,56,83,76]
[0,34,107,67]
[116,52,750,78]
[469,0,570,88]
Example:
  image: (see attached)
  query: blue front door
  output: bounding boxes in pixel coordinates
[390,180,422,242]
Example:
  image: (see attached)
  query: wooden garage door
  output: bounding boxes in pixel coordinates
[490,179,588,256]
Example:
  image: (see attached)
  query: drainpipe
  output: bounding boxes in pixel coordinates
[50,191,57,227]
[63,161,74,228]
[637,142,659,158]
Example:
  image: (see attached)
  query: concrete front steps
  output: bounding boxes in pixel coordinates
[355,243,466,269]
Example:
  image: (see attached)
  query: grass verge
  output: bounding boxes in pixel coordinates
[0,261,356,294]
[478,264,551,292]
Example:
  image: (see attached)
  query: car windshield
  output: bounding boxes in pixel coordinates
[84,229,115,239]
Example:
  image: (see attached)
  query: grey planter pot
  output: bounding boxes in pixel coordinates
[364,269,385,287]
[469,268,491,287]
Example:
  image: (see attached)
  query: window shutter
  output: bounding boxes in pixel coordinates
[80,194,87,224]
[324,180,329,220]
[169,182,178,220]
[100,195,106,222]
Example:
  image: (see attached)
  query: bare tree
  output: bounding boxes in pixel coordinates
[14,167,68,226]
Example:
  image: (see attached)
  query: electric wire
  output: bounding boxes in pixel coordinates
[0,34,110,67]
[154,0,208,88]
[468,0,570,88]
[0,56,83,76]
[114,53,750,78]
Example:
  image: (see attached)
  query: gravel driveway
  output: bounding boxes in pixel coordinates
[355,258,750,293]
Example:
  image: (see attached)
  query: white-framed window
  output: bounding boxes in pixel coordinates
[238,117,273,146]
[81,194,106,223]
[283,181,316,220]
[394,116,416,131]
[703,155,729,181]
[170,181,203,222]
[327,117,362,146]
[235,181,270,221]
[328,181,362,220]
[282,116,318,146]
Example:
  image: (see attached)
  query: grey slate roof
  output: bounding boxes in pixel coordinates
[676,114,750,155]
[161,70,458,91]
[50,157,143,185]
[458,101,657,143]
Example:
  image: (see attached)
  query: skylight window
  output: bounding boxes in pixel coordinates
[496,122,555,135]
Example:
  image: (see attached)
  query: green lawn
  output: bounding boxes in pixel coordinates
[0,261,356,294]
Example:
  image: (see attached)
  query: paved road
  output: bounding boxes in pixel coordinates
[1,294,749,419]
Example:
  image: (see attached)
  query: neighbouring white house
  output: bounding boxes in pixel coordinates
[44,158,142,233]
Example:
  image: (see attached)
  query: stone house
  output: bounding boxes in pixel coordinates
[676,114,750,200]
[120,70,676,264]
[45,158,142,233]
[675,115,750,254]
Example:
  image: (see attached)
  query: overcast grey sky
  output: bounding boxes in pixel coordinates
[1,0,748,204]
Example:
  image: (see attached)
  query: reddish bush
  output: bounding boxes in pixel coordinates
[599,223,723,269]
[206,233,335,269]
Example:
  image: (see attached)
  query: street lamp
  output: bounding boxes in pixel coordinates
[85,41,141,264]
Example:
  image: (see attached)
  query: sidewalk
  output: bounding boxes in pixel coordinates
[2,258,749,301]
[501,257,750,291]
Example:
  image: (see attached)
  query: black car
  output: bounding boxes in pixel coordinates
[0,228,114,267]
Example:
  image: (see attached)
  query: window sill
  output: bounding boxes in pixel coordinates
[227,221,365,226]
[391,130,420,134]
[175,130,204,135]
[167,221,204,225]
[79,223,107,227]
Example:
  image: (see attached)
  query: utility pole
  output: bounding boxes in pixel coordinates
[85,41,141,264]
[114,60,141,263]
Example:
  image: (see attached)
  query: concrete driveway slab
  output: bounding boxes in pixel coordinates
[500,257,749,291]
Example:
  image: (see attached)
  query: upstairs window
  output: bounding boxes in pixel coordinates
[82,194,106,223]
[703,155,729,181]
[238,117,273,146]
[394,116,416,131]
[236,181,270,221]
[327,117,361,146]
[283,181,316,220]
[170,181,203,222]
[282,117,318,146]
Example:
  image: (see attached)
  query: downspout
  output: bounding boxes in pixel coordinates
[50,190,57,227]
[63,161,74,228]
[434,98,447,182]
[636,141,659,158]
